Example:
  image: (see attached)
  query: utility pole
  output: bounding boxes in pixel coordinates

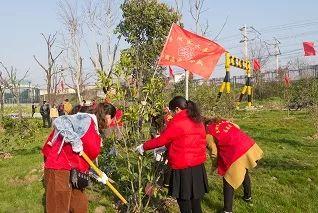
[240,25,248,60]
[273,37,281,71]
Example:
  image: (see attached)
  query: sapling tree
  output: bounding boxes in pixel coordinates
[97,1,180,211]
[33,33,64,103]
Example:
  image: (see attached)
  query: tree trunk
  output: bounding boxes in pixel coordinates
[17,93,22,119]
[0,90,4,118]
[47,77,51,103]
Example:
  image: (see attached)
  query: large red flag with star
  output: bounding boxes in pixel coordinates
[158,24,225,79]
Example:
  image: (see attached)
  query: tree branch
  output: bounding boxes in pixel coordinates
[33,55,48,72]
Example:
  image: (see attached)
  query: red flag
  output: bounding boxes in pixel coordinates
[61,80,64,91]
[253,59,261,72]
[303,41,316,56]
[284,74,291,87]
[168,66,175,78]
[158,24,225,79]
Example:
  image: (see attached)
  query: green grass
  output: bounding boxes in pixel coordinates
[0,110,317,212]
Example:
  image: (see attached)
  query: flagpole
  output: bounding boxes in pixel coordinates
[185,70,189,100]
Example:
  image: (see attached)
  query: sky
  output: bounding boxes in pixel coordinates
[1,0,318,88]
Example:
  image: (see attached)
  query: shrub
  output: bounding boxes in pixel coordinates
[0,117,41,152]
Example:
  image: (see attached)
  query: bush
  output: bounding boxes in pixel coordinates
[0,117,41,152]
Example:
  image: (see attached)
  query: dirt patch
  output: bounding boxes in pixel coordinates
[0,124,4,133]
[94,206,106,213]
[0,151,13,159]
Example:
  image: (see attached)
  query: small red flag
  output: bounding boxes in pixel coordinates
[168,66,175,78]
[61,80,64,91]
[284,74,291,87]
[158,24,225,79]
[253,59,261,72]
[303,42,316,56]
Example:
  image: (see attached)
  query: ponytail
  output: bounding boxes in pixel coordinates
[169,96,202,123]
[186,100,202,123]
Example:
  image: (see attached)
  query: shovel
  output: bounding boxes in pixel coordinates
[80,151,128,204]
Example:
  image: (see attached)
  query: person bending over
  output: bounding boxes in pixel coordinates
[205,118,263,213]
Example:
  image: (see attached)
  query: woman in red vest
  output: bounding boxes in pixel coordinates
[205,118,263,213]
[42,103,116,213]
[136,96,208,213]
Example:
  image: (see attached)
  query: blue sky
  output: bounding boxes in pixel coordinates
[1,0,318,87]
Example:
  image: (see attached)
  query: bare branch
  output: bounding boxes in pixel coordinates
[213,16,228,40]
[33,55,48,72]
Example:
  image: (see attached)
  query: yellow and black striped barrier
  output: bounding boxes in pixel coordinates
[217,52,253,107]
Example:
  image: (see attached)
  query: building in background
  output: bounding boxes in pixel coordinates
[4,80,40,104]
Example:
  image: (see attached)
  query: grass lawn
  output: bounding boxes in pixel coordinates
[0,109,317,212]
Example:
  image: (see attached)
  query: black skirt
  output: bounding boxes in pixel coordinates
[168,164,208,200]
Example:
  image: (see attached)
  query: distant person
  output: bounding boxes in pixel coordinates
[63,99,73,115]
[31,102,37,118]
[50,104,59,124]
[58,102,65,116]
[40,101,50,128]
[205,118,263,213]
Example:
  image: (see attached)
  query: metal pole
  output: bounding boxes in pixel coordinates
[274,37,281,71]
[185,70,189,100]
[276,46,279,70]
[244,24,248,60]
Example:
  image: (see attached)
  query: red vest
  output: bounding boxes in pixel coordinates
[206,120,255,176]
[109,109,124,127]
[143,110,206,170]
[42,119,101,172]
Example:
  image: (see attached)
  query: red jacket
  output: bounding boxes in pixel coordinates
[206,120,255,176]
[42,119,101,172]
[143,110,207,170]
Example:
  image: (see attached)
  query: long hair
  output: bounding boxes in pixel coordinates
[168,96,202,123]
[71,102,116,130]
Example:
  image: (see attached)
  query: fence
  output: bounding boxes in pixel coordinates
[208,64,318,88]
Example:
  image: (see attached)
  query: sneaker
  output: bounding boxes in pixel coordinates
[243,196,252,202]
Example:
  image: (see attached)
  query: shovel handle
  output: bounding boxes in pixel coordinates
[80,151,128,204]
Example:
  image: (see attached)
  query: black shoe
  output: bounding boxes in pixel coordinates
[242,196,252,202]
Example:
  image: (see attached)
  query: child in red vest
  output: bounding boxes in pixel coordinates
[205,118,263,213]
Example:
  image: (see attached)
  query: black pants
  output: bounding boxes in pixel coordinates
[177,198,202,213]
[223,170,251,212]
[42,116,51,128]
